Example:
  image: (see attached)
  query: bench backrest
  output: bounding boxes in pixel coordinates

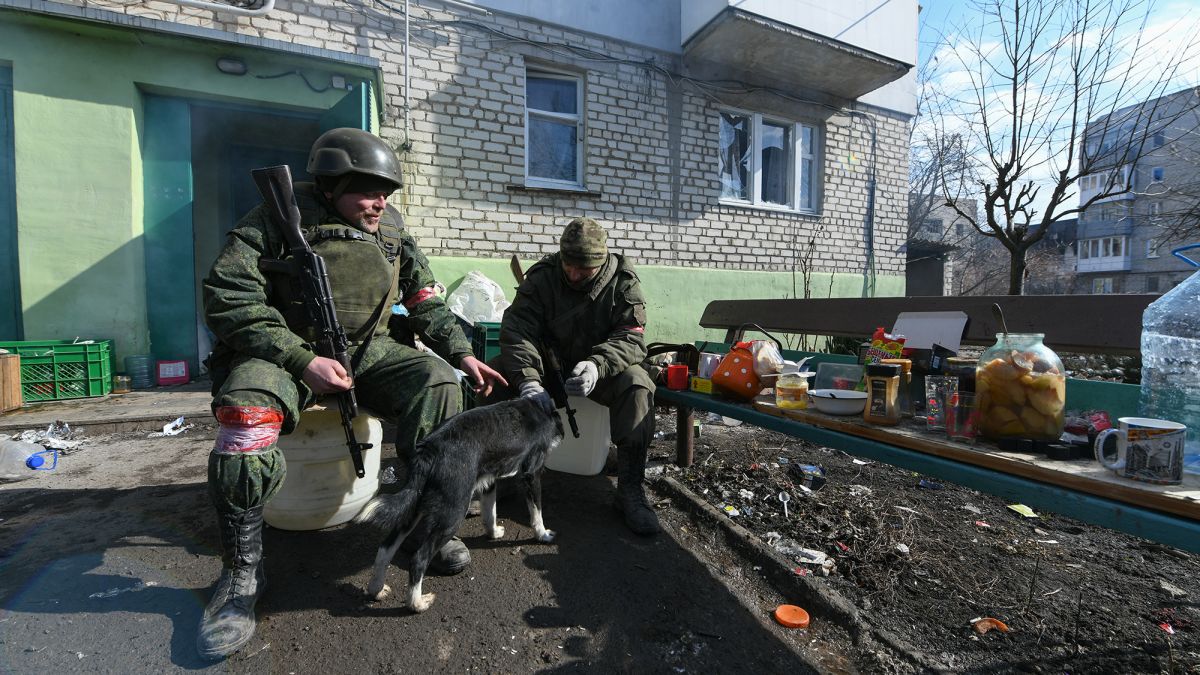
[699,294,1158,356]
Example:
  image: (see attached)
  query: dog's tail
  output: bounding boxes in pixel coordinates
[354,448,434,529]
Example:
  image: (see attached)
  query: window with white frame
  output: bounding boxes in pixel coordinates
[1079,236,1127,260]
[1092,277,1114,294]
[718,110,819,211]
[1149,201,1161,217]
[525,69,583,188]
[1147,238,1160,258]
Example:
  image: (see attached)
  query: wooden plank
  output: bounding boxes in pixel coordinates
[0,353,20,412]
[751,399,1200,521]
[699,295,1156,355]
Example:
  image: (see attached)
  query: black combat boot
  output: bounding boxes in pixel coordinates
[197,506,266,660]
[616,445,661,536]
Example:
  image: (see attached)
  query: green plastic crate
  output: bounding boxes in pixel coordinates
[471,321,501,363]
[0,340,113,402]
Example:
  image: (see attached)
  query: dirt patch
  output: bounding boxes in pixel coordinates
[649,412,1200,674]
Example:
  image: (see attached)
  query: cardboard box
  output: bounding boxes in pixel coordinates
[0,354,22,412]
[690,376,713,394]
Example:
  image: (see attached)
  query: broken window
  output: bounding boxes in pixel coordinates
[719,112,751,201]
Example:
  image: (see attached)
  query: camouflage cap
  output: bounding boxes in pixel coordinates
[559,217,608,266]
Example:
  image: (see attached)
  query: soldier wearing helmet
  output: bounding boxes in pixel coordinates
[497,217,659,536]
[196,128,506,660]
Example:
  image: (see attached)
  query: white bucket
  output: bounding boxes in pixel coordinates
[264,408,383,531]
[545,396,611,476]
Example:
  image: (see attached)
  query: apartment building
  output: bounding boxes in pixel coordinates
[0,0,916,369]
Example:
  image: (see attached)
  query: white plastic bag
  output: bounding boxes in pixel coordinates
[751,340,783,377]
[445,271,510,324]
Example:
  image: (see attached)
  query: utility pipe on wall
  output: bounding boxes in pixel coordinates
[161,0,276,17]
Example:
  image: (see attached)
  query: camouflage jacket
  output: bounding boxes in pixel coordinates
[203,182,472,378]
[499,252,648,384]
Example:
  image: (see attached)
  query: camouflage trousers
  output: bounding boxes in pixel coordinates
[485,362,655,453]
[207,336,462,515]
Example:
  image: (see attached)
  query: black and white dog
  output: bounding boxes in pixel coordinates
[355,391,563,612]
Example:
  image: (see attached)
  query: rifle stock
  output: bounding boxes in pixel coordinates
[251,165,372,477]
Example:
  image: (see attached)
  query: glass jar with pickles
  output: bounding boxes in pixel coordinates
[975,333,1066,440]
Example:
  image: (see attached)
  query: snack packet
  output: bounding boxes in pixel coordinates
[863,327,906,365]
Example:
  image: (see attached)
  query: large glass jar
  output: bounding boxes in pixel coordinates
[976,333,1066,440]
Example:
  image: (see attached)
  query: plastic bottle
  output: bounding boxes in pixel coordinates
[0,439,57,481]
[1140,244,1200,475]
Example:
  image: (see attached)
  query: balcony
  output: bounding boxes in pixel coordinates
[1077,256,1131,273]
[682,2,914,103]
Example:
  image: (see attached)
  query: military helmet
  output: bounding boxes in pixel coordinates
[307,128,403,191]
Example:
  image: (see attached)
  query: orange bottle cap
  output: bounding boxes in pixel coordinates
[774,604,810,629]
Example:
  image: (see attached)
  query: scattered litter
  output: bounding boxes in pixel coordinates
[737,488,754,500]
[788,464,826,491]
[834,541,850,553]
[773,537,827,565]
[848,484,872,497]
[970,617,1010,635]
[720,416,743,427]
[793,567,809,577]
[1007,504,1039,518]
[851,459,871,465]
[1042,588,1063,597]
[1159,581,1189,599]
[89,580,158,599]
[1159,623,1175,635]
[974,521,991,528]
[149,416,194,437]
[894,505,920,515]
[777,457,790,465]
[774,604,810,629]
[917,479,944,490]
[895,543,910,556]
[718,504,740,517]
[1036,539,1059,545]
[764,531,782,547]
[13,421,85,452]
[962,504,982,514]
[777,491,790,518]
[380,466,397,485]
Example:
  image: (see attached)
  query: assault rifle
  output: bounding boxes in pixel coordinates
[252,165,372,478]
[541,345,580,439]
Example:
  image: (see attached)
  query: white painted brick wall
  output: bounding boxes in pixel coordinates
[79,0,910,277]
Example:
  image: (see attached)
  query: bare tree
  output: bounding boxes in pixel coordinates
[932,0,1199,294]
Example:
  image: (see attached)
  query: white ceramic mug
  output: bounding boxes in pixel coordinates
[1093,417,1186,485]
[697,352,722,380]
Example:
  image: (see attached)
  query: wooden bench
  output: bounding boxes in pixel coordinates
[653,294,1200,554]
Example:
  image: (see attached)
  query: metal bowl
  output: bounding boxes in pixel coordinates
[808,389,868,415]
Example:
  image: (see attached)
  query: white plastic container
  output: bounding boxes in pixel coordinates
[545,395,611,476]
[264,408,383,531]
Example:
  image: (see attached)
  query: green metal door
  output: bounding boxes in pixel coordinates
[0,67,20,339]
[141,83,375,376]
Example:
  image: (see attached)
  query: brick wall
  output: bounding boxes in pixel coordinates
[77,0,910,278]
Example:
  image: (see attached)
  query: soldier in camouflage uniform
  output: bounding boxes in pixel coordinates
[196,128,506,660]
[498,217,659,536]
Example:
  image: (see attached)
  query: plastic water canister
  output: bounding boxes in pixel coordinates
[0,439,55,482]
[124,355,155,389]
[545,396,611,476]
[263,409,383,531]
[1140,244,1200,475]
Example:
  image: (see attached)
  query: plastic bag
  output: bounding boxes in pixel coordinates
[445,271,510,324]
[751,340,783,377]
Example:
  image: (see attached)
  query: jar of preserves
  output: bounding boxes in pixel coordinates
[863,363,902,425]
[775,371,809,410]
[976,334,1065,440]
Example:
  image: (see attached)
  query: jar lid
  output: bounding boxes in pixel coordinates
[867,363,901,377]
[880,358,912,373]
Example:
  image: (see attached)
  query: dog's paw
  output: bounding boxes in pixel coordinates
[369,583,392,602]
[410,592,436,613]
[536,529,556,543]
[488,524,506,540]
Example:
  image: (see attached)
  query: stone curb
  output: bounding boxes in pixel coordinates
[656,474,946,673]
[0,413,216,435]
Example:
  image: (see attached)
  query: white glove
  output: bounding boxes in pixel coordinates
[565,361,599,397]
[518,380,545,398]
